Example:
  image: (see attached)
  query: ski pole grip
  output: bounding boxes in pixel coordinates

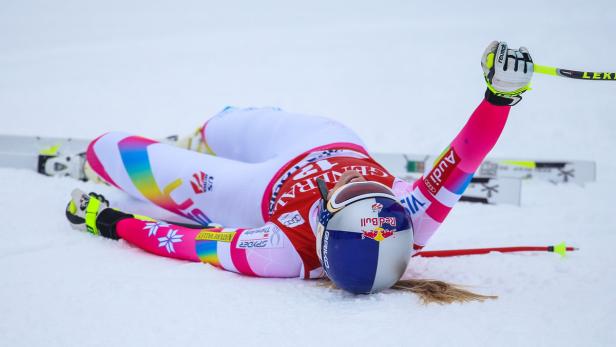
[534,64,558,76]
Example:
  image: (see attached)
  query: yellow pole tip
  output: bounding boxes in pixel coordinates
[553,242,568,257]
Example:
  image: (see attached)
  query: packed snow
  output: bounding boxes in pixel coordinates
[1,1,616,346]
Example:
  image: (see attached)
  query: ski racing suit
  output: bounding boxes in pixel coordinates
[86,100,510,279]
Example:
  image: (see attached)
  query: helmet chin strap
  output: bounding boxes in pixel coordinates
[316,178,329,201]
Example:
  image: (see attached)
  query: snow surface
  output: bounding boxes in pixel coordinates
[2,1,616,346]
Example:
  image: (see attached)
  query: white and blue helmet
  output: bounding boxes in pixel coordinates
[316,180,413,294]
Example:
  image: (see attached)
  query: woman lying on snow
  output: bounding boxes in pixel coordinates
[66,41,533,303]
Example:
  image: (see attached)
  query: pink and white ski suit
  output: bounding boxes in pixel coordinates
[86,99,510,278]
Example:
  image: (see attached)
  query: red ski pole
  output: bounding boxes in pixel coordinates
[415,242,578,258]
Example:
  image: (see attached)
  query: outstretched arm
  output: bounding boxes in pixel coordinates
[405,41,534,248]
[406,99,510,248]
[419,99,510,199]
[66,190,303,278]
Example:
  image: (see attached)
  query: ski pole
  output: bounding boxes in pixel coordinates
[534,64,616,81]
[415,242,578,258]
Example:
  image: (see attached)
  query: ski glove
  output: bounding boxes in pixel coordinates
[481,41,533,106]
[66,189,129,240]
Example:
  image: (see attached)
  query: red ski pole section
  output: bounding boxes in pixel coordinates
[415,246,577,258]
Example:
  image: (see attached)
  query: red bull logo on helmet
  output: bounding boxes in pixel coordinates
[362,227,395,242]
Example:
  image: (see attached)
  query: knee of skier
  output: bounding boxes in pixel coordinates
[85,131,135,185]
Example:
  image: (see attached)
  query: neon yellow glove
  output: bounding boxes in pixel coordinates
[66,189,109,235]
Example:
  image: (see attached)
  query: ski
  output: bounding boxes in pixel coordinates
[389,173,521,206]
[0,134,90,154]
[0,135,90,180]
[0,134,528,205]
[0,134,172,181]
[372,152,596,186]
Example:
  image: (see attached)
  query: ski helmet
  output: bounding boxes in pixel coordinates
[316,179,413,294]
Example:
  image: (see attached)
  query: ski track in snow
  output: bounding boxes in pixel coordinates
[2,1,616,346]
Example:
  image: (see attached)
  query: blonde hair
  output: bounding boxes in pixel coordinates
[320,278,497,304]
[392,279,496,304]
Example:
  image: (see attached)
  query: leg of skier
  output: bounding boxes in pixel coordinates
[198,106,366,163]
[86,107,367,227]
[86,132,274,227]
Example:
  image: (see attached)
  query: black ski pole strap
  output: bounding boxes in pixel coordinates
[484,88,522,106]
